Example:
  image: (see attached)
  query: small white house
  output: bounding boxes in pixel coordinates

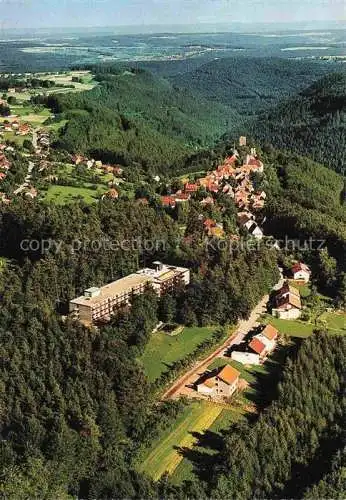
[291,262,311,283]
[231,351,260,365]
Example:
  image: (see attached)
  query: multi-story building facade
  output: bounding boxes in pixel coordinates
[69,262,190,325]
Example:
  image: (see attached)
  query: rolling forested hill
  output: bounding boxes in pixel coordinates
[244,73,346,173]
[170,57,338,114]
[47,68,236,171]
[45,59,344,173]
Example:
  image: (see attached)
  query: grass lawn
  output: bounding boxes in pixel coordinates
[46,119,69,131]
[319,311,346,334]
[2,131,27,146]
[262,315,315,338]
[171,404,242,485]
[42,185,104,204]
[140,326,218,382]
[170,345,290,484]
[138,400,224,481]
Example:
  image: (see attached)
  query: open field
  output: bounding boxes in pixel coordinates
[171,404,242,484]
[141,326,216,382]
[170,344,289,484]
[38,70,97,93]
[1,131,28,146]
[42,184,104,204]
[319,311,346,334]
[262,315,315,338]
[138,401,224,481]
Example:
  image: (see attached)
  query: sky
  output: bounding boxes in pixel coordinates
[0,0,345,30]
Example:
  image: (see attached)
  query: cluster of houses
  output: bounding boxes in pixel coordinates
[71,154,124,200]
[71,154,123,177]
[195,326,278,399]
[231,323,279,366]
[160,139,266,239]
[2,119,31,136]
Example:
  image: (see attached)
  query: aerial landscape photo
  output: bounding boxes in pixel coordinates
[0,0,345,498]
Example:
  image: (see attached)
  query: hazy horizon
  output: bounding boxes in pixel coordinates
[1,20,345,38]
[2,0,345,32]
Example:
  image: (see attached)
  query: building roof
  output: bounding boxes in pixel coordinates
[204,218,216,229]
[249,337,266,355]
[292,262,311,274]
[277,294,302,310]
[217,365,240,385]
[277,282,300,298]
[70,273,150,307]
[262,324,279,340]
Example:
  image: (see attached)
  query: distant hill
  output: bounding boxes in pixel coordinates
[50,67,236,171]
[170,57,338,114]
[244,72,346,173]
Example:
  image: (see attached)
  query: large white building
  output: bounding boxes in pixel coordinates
[70,262,190,325]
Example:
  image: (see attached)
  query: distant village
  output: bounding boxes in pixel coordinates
[161,136,266,240]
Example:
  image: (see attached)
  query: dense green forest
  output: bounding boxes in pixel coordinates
[40,59,345,174]
[1,54,346,498]
[40,67,236,171]
[261,150,346,285]
[0,194,279,497]
[207,333,346,499]
[170,57,338,114]
[243,73,346,173]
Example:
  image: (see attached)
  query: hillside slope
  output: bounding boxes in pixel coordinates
[170,57,338,114]
[49,68,236,171]
[245,73,346,173]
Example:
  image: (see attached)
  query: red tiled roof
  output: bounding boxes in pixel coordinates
[217,365,240,385]
[249,337,266,355]
[184,183,198,193]
[161,195,175,207]
[203,218,216,229]
[292,262,311,274]
[262,324,279,341]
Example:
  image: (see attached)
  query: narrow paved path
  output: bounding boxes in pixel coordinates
[162,277,284,400]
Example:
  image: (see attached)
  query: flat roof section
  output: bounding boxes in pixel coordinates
[70,273,150,307]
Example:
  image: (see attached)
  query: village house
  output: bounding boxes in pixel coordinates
[248,337,267,360]
[196,364,241,398]
[161,195,176,208]
[247,222,263,240]
[291,262,311,283]
[239,136,247,146]
[272,282,302,319]
[261,324,279,342]
[70,262,190,325]
[24,187,38,199]
[174,193,191,203]
[184,182,198,194]
[17,123,30,136]
[231,351,261,365]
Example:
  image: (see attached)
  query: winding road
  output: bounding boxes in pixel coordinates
[162,277,283,400]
